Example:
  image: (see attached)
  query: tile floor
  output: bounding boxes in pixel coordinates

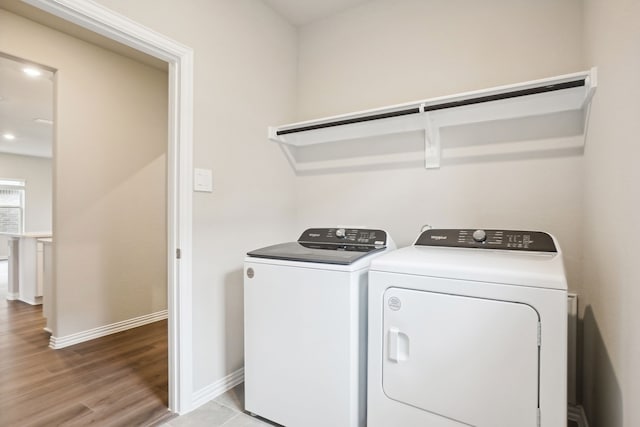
[162,383,280,427]
[164,382,580,427]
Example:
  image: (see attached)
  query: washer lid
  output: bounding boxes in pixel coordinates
[247,241,385,265]
[247,227,389,265]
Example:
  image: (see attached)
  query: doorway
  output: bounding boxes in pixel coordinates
[0,0,194,414]
[0,53,53,307]
[0,39,172,424]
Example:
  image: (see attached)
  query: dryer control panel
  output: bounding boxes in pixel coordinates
[415,229,557,252]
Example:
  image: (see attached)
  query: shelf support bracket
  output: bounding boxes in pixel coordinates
[422,106,440,169]
[581,67,598,148]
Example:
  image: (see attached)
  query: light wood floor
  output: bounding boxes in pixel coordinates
[0,293,174,426]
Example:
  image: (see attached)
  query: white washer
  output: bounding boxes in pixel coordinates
[367,229,567,427]
[244,227,395,427]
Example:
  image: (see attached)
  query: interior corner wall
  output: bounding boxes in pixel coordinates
[0,153,52,257]
[89,0,298,392]
[294,0,586,289]
[0,9,168,336]
[581,0,640,426]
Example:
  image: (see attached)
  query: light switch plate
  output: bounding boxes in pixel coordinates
[194,168,213,192]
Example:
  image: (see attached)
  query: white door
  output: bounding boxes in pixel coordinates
[382,286,539,427]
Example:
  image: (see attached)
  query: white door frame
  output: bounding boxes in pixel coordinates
[23,0,194,414]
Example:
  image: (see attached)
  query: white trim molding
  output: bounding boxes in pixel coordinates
[19,296,43,305]
[5,292,19,300]
[23,0,194,415]
[49,310,168,349]
[192,369,245,410]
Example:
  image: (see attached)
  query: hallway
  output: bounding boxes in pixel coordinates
[0,266,172,426]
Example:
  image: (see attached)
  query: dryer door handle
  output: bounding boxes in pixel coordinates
[388,328,410,362]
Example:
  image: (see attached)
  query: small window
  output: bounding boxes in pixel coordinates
[0,180,25,234]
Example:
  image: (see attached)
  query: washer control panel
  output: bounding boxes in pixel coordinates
[415,229,557,252]
[299,228,387,246]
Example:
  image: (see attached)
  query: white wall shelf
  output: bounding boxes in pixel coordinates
[269,68,597,171]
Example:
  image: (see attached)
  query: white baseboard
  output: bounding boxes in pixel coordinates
[5,292,19,300]
[49,309,168,349]
[191,368,245,410]
[568,405,590,427]
[20,296,43,305]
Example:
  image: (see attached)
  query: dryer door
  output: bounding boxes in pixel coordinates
[382,287,540,427]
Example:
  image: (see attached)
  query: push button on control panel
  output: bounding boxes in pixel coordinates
[472,229,487,243]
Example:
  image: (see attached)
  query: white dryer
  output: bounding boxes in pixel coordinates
[367,229,567,427]
[244,227,395,427]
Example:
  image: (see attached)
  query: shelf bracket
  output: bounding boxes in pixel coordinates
[422,106,440,169]
[581,67,598,147]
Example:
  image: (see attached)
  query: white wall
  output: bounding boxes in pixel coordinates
[581,0,640,425]
[0,9,168,336]
[89,0,298,391]
[297,0,585,119]
[0,153,52,257]
[294,0,586,290]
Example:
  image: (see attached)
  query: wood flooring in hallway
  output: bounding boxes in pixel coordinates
[0,295,173,426]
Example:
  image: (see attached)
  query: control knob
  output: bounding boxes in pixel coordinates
[472,229,487,243]
[335,228,347,239]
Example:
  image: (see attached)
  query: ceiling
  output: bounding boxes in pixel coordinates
[0,54,53,158]
[263,0,371,26]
